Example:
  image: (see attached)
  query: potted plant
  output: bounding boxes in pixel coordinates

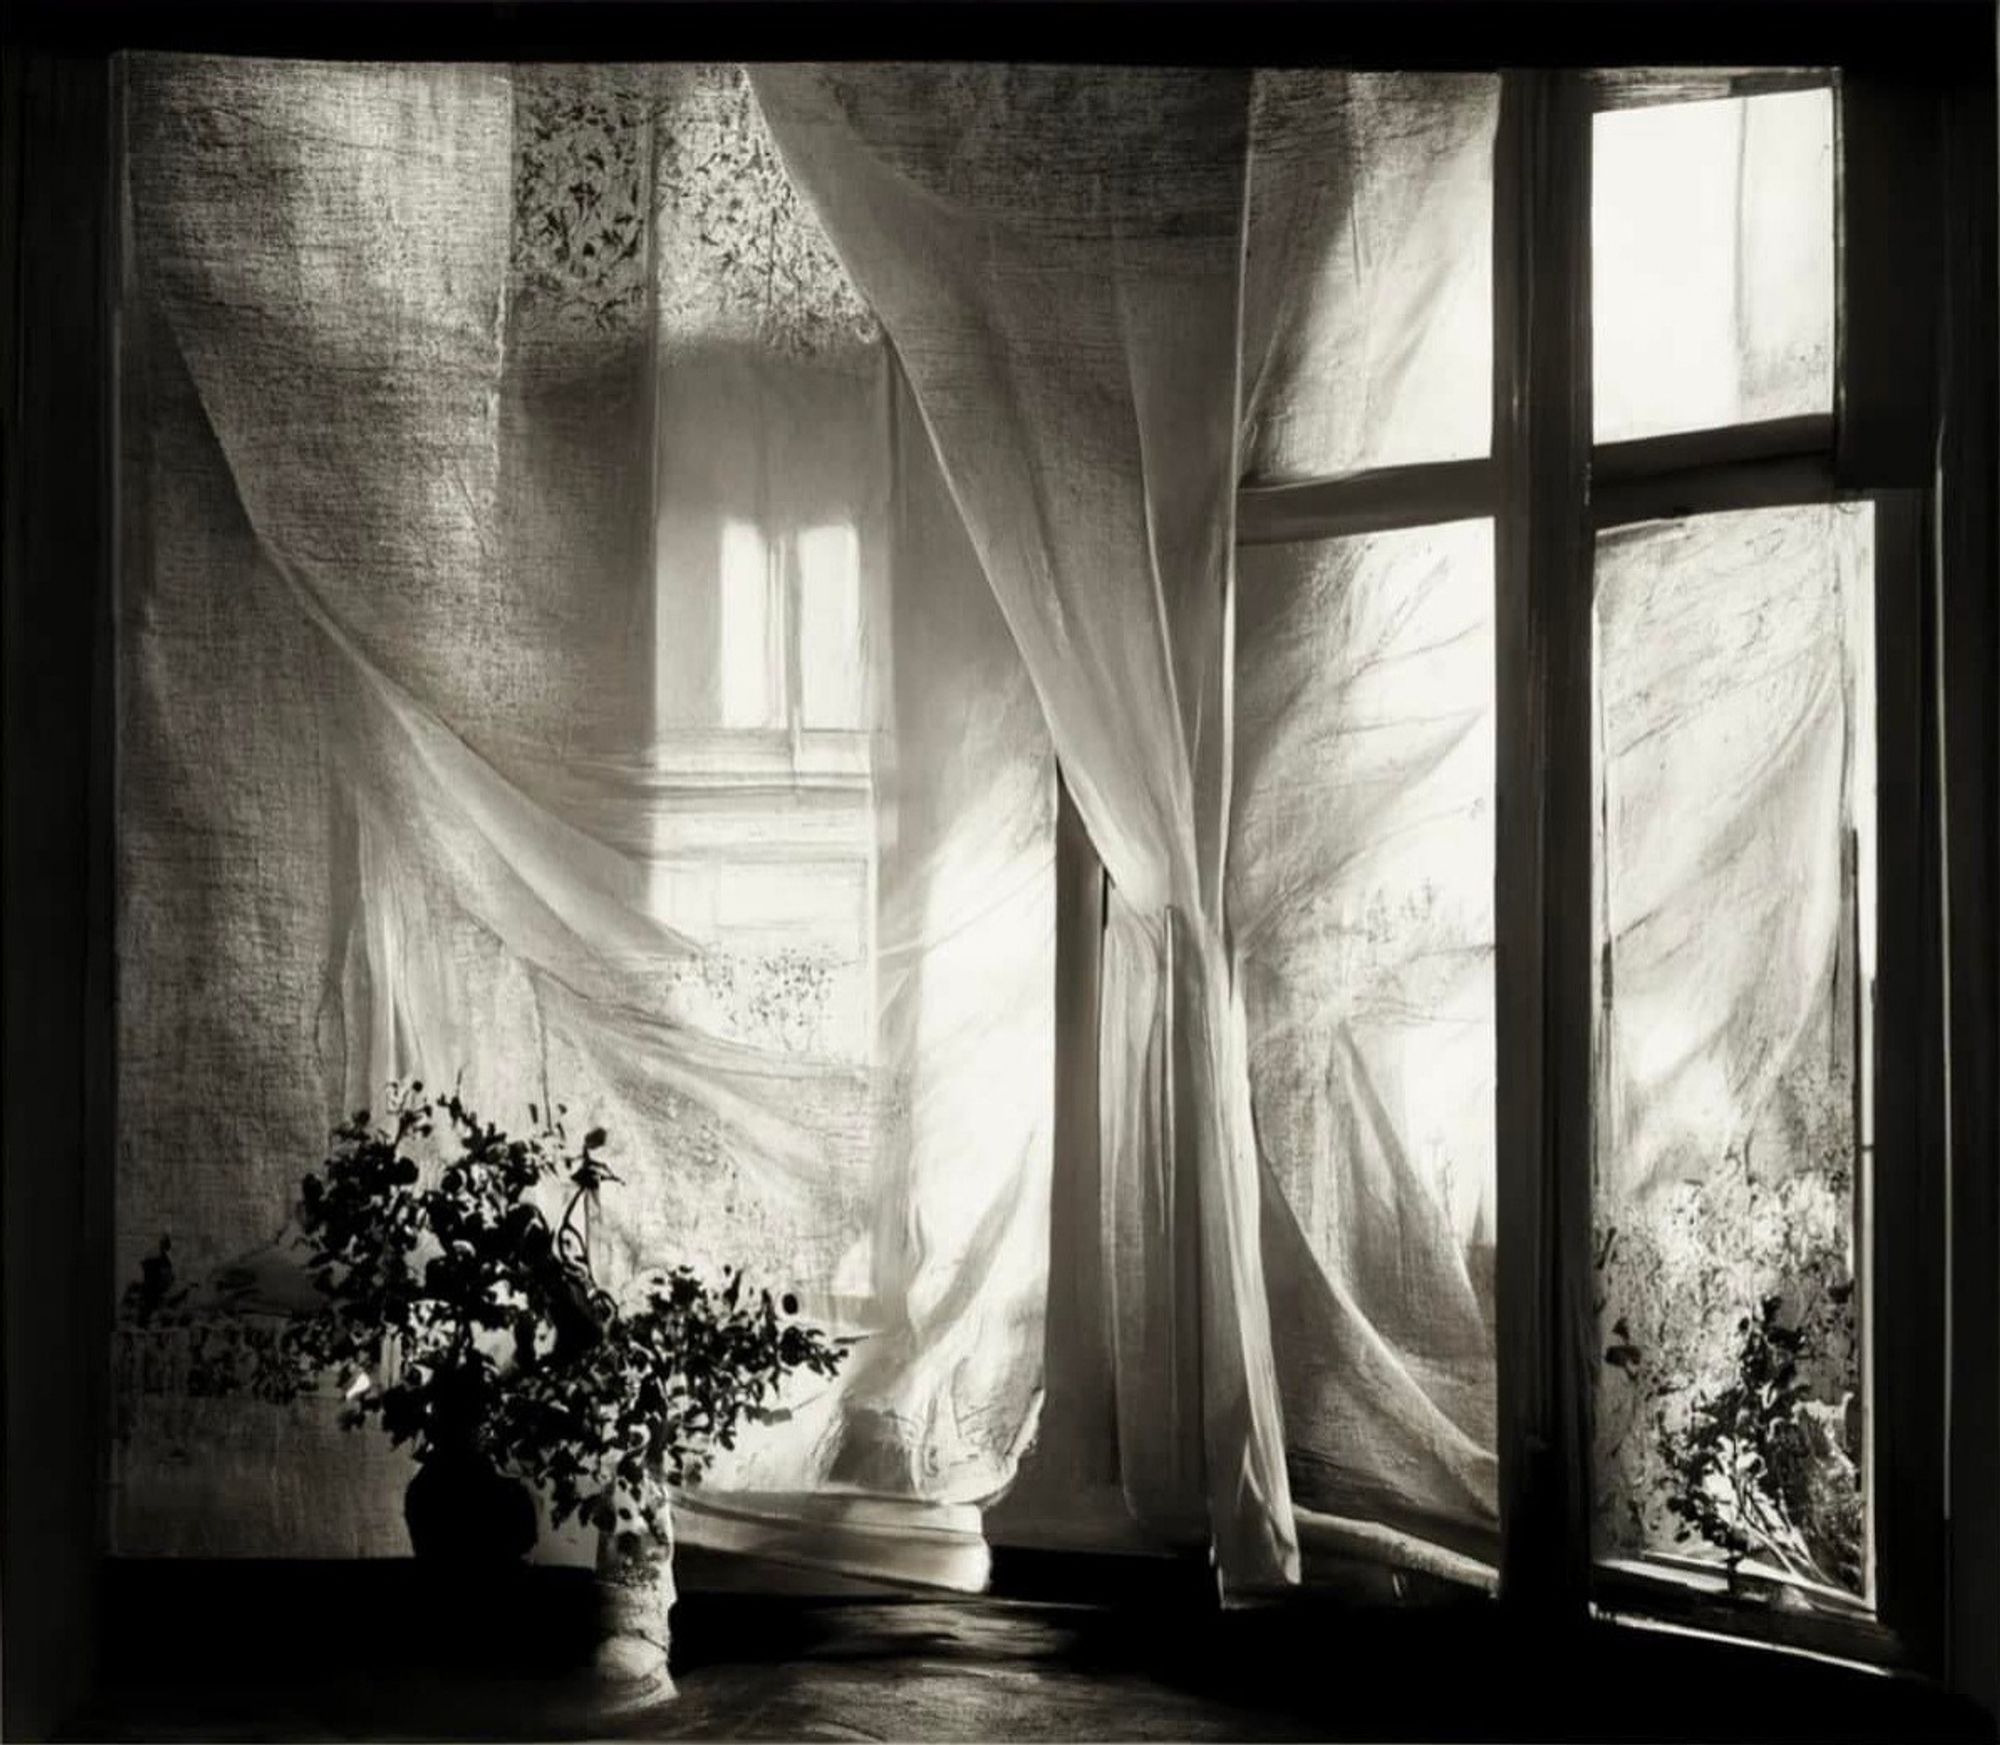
[121,1081,846,1703]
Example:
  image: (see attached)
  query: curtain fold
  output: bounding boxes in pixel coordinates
[1228,515,1501,1556]
[750,63,1300,1590]
[1590,503,1871,1569]
[1231,75,1504,1572]
[1240,73,1497,484]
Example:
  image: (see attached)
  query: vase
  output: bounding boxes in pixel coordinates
[403,1445,540,1564]
[590,1496,678,1709]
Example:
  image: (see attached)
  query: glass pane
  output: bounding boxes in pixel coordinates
[798,521,866,728]
[1242,74,1496,483]
[1593,87,1836,443]
[719,518,779,727]
[1232,519,1498,1544]
[1592,503,1874,1607]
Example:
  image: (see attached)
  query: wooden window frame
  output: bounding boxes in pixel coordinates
[1233,53,1996,1696]
[4,5,1992,1737]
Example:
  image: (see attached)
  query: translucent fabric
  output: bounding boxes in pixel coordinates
[752,63,1301,1590]
[1591,504,1873,1591]
[1593,88,1836,444]
[114,55,1055,1575]
[1232,522,1499,1553]
[118,53,1537,1597]
[1241,73,1497,483]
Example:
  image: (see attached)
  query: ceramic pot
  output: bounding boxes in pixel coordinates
[403,1444,539,1564]
[591,1497,677,1708]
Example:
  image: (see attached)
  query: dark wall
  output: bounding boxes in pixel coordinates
[1,46,118,1744]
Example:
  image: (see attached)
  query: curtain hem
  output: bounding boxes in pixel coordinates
[672,1488,991,1592]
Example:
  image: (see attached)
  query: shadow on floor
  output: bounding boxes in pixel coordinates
[66,1558,1999,1743]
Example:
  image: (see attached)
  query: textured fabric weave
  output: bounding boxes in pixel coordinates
[115,55,1054,1566]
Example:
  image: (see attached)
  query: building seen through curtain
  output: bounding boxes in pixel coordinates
[114,58,1055,1583]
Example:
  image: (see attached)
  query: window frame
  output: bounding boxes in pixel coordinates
[712,520,876,749]
[1231,59,1988,1684]
[8,6,1992,1740]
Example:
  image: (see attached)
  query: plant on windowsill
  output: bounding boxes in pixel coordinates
[121,1081,846,1705]
[1650,1280,1863,1601]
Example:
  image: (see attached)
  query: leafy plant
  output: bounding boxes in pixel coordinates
[1593,1047,1865,1597]
[122,1082,845,1552]
[1653,1281,1862,1594]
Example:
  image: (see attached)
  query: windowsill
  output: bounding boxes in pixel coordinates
[635,729,874,790]
[1593,1552,1904,1671]
[1601,1548,1874,1615]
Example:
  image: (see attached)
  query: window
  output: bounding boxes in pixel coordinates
[718,518,782,729]
[1591,87,1835,442]
[1580,80,1887,1634]
[649,511,880,1063]
[1236,64,1959,1668]
[717,517,870,735]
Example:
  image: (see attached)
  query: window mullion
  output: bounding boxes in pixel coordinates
[1590,414,1841,528]
[1236,456,1494,546]
[1936,58,2000,1716]
[1492,66,1597,1623]
[1866,487,1947,1670]
[1836,72,1943,491]
[1838,106,1953,1676]
[779,530,802,752]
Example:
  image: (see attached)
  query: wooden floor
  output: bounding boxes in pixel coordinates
[65,1558,2000,1743]
[84,1599,1334,1742]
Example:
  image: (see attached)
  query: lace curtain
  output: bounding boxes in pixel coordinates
[751,64,1304,1592]
[123,56,1814,1595]
[755,64,1518,1591]
[115,56,1055,1579]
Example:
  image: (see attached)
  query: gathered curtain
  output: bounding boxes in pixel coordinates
[748,64,1300,1593]
[752,63,1512,1593]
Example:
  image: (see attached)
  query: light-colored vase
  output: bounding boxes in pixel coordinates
[591,1499,678,1710]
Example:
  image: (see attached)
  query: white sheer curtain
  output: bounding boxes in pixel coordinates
[1592,504,1873,1569]
[121,52,1523,1593]
[1231,524,1500,1568]
[1234,73,1503,1577]
[115,55,1055,1580]
[750,64,1300,1592]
